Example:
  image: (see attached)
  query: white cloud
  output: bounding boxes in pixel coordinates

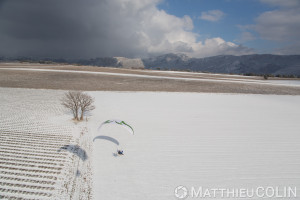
[235,0,300,55]
[199,10,225,22]
[260,0,300,8]
[254,0,300,42]
[274,42,300,55]
[191,37,253,58]
[238,32,256,42]
[0,0,251,58]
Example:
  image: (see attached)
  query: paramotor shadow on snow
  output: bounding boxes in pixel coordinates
[58,144,88,161]
[112,153,119,157]
[93,135,119,146]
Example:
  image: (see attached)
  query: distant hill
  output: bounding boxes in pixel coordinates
[1,54,300,76]
[142,54,300,76]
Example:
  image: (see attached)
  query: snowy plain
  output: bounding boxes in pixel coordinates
[1,87,300,199]
[89,92,300,200]
[0,88,92,199]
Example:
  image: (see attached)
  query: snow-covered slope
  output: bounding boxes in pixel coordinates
[143,54,300,75]
[115,57,145,69]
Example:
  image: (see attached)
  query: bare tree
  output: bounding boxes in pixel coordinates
[61,91,81,120]
[79,93,95,120]
[61,91,95,121]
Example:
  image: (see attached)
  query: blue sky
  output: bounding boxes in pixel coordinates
[158,0,291,54]
[0,0,300,58]
[159,1,268,24]
[158,0,263,38]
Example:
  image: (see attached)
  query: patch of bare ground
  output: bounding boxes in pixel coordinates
[0,63,300,95]
[0,62,264,80]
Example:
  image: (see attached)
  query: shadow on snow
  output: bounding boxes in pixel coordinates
[58,144,88,161]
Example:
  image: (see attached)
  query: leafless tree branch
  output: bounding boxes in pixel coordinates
[61,91,94,121]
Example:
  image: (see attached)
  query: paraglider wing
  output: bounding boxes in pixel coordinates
[93,135,119,145]
[115,120,134,135]
[98,119,134,135]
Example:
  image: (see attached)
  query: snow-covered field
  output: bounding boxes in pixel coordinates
[90,92,300,200]
[0,88,92,199]
[267,79,300,86]
[1,87,300,199]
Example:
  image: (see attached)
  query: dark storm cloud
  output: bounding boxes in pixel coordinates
[0,0,116,58]
[0,0,253,58]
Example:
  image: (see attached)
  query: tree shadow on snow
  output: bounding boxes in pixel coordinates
[58,144,88,161]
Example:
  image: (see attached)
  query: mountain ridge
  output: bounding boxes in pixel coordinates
[142,54,300,76]
[1,54,300,76]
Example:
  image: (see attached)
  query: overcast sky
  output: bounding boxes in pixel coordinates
[0,0,299,59]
